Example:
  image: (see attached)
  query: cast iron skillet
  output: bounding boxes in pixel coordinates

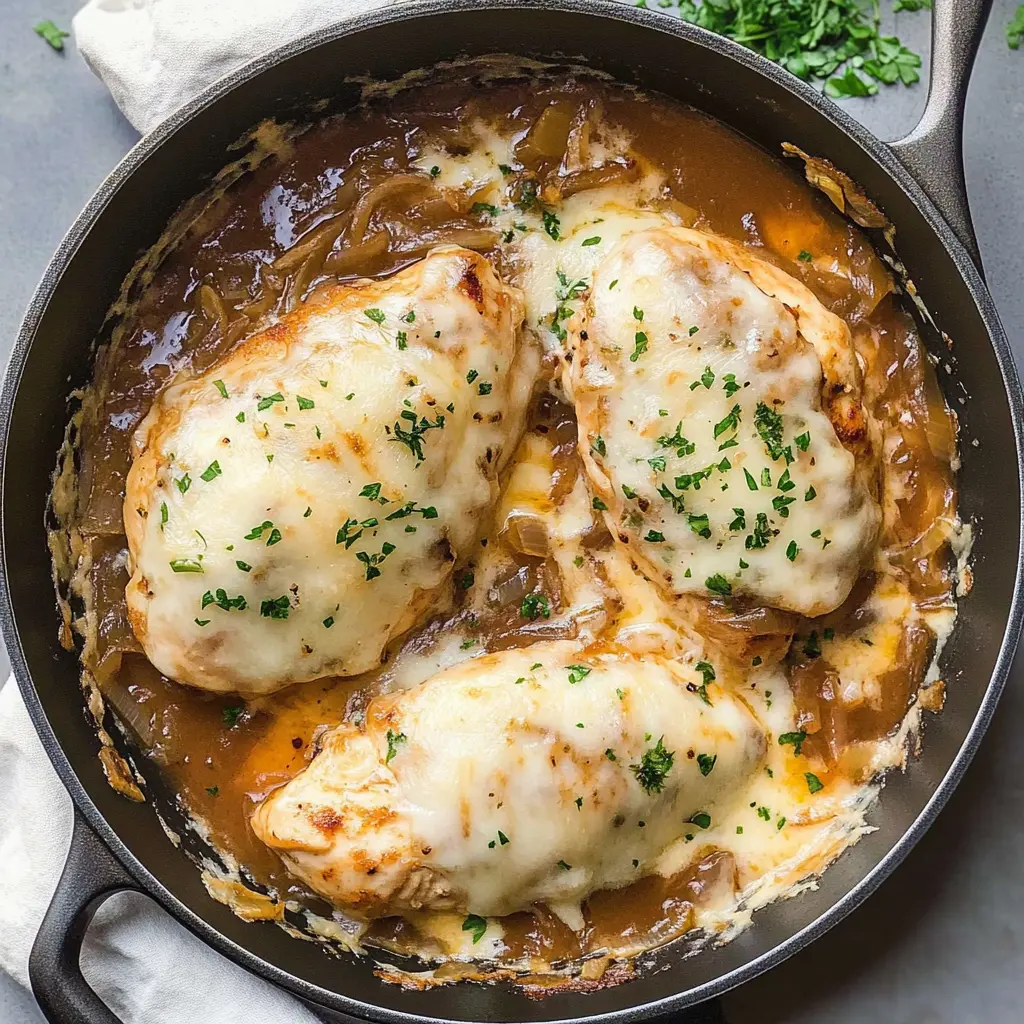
[4,1,1022,1022]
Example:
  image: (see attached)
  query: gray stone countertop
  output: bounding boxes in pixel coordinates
[1,2,1023,1022]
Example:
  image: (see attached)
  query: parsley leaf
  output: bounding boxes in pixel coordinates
[630,736,675,795]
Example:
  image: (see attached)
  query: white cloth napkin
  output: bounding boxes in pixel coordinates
[73,0,391,135]
[0,680,324,1023]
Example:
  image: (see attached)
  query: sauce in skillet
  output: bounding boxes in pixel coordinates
[53,62,960,976]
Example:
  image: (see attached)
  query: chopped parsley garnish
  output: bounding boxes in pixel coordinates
[745,512,772,550]
[605,748,617,761]
[697,753,717,776]
[777,468,796,493]
[222,705,244,727]
[356,542,396,581]
[772,494,796,517]
[695,660,716,705]
[520,593,551,620]
[755,401,790,462]
[194,618,210,627]
[160,502,168,527]
[622,484,637,499]
[260,596,290,620]
[34,19,69,51]
[743,468,759,491]
[795,431,811,451]
[757,806,771,821]
[364,308,386,325]
[778,730,808,756]
[471,202,500,217]
[256,392,284,412]
[645,530,665,542]
[689,365,715,391]
[805,485,817,501]
[296,395,315,410]
[786,540,799,561]
[630,737,675,795]
[805,772,825,794]
[567,664,591,684]
[729,508,746,531]
[657,423,695,458]
[557,859,572,870]
[689,811,711,829]
[713,403,741,439]
[802,631,822,659]
[649,455,668,473]
[462,914,487,944]
[322,616,335,628]
[384,501,437,521]
[542,209,561,240]
[200,461,222,482]
[657,481,686,514]
[201,589,247,612]
[390,409,445,462]
[798,250,813,262]
[169,558,203,573]
[385,729,407,764]
[458,571,475,590]
[705,574,732,597]
[360,482,383,501]
[592,496,608,511]
[497,830,510,845]
[722,373,741,398]
[629,330,649,362]
[236,411,245,422]
[582,236,601,246]
[205,785,219,796]
[591,435,607,457]
[213,380,228,398]
[478,381,493,396]
[466,370,479,385]
[688,513,711,538]
[175,474,192,495]
[265,528,282,546]
[429,165,441,178]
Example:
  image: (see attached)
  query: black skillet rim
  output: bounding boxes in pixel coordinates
[3,1,1023,1022]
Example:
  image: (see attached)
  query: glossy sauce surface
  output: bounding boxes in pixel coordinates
[57,65,958,968]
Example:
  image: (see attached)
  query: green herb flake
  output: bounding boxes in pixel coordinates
[364,308,386,325]
[213,380,229,399]
[222,705,244,728]
[705,573,732,597]
[260,595,290,620]
[805,772,825,794]
[256,392,284,412]
[462,914,487,944]
[200,460,222,482]
[170,558,203,573]
[582,236,601,246]
[296,395,315,410]
[778,730,808,756]
[34,19,69,51]
[795,431,811,451]
[520,593,551,620]
[630,736,675,795]
[696,753,717,777]
[385,729,407,764]
[567,663,592,684]
[689,811,711,829]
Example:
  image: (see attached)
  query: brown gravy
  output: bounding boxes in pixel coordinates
[56,64,958,969]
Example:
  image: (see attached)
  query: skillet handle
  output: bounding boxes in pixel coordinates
[29,810,135,1024]
[888,0,992,270]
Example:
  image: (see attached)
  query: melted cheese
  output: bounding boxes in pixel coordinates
[252,640,766,918]
[124,248,536,694]
[570,227,880,616]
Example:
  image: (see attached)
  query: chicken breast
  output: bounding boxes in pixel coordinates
[124,248,534,694]
[568,226,880,618]
[251,640,765,918]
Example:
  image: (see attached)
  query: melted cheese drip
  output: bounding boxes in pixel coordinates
[252,640,767,918]
[125,248,537,694]
[572,227,880,616]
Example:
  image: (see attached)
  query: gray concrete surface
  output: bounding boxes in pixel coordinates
[1,1,1023,1021]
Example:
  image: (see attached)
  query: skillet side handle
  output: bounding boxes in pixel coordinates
[29,810,135,1024]
[888,0,992,271]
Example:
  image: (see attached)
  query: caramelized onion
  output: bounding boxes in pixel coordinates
[348,175,437,245]
[515,104,574,173]
[548,159,640,200]
[504,514,550,558]
[271,212,348,272]
[322,229,390,275]
[695,600,800,666]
